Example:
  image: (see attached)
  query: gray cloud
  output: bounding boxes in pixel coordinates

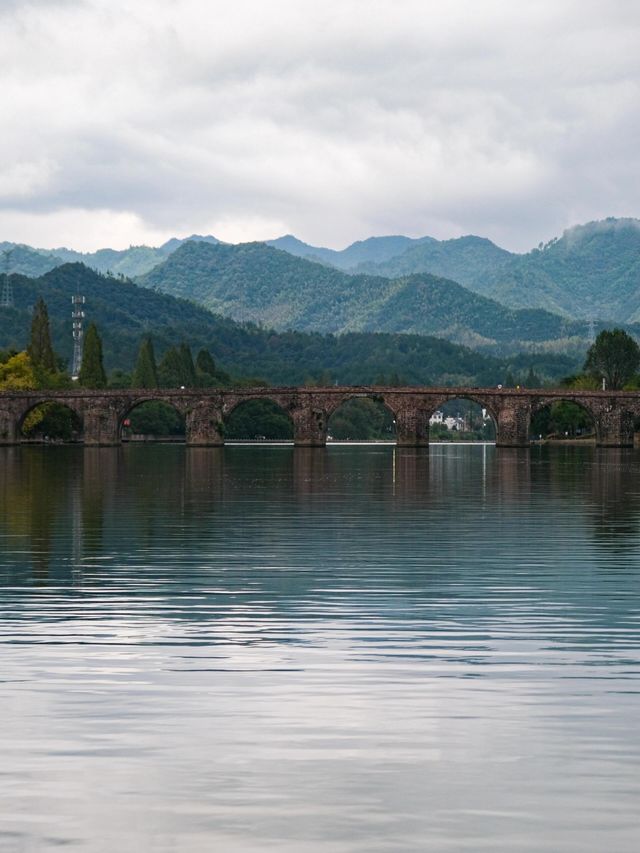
[1,0,639,251]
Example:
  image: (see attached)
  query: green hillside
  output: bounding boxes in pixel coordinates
[0,235,222,279]
[358,219,640,322]
[0,264,578,386]
[137,240,589,352]
[266,234,432,269]
[355,235,513,286]
[0,243,63,278]
[473,219,640,321]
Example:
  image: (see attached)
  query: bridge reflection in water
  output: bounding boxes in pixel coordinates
[1,385,640,447]
[1,444,639,583]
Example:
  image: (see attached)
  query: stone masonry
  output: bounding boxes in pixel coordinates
[1,386,640,447]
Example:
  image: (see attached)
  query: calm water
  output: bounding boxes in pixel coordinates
[1,444,639,852]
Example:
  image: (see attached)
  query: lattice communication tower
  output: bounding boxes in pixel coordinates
[1,249,13,308]
[71,295,86,380]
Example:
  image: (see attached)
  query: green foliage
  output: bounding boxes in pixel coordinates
[224,400,294,440]
[328,398,395,440]
[584,328,640,390]
[0,245,62,277]
[179,343,196,386]
[22,403,82,442]
[136,241,588,351]
[157,344,197,388]
[78,323,107,388]
[355,235,512,285]
[127,402,185,436]
[132,337,158,388]
[195,348,230,387]
[108,369,132,388]
[158,346,185,388]
[266,234,425,270]
[196,348,216,376]
[468,219,640,322]
[530,402,594,439]
[27,298,57,372]
[0,351,37,389]
[0,263,580,388]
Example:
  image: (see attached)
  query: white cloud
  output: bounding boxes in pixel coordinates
[0,0,639,251]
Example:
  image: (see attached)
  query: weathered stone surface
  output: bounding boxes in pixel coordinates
[1,386,640,448]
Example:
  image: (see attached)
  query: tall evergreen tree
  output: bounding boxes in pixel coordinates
[132,337,158,388]
[179,343,196,386]
[78,323,107,388]
[27,298,56,372]
[158,346,185,388]
[195,348,216,377]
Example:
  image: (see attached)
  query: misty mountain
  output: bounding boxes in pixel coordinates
[0,234,223,280]
[0,243,63,278]
[266,234,433,270]
[472,219,640,322]
[354,235,514,286]
[136,240,592,353]
[0,264,577,386]
[357,219,640,323]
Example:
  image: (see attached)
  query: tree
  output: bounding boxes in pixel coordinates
[132,337,158,388]
[179,343,196,387]
[78,323,106,388]
[158,346,185,388]
[524,367,540,388]
[0,352,37,390]
[27,298,56,372]
[584,329,640,390]
[195,348,216,377]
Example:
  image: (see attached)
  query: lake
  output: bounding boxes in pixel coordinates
[1,444,639,852]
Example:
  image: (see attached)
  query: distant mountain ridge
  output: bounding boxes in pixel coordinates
[265,234,434,269]
[354,235,514,286]
[357,218,640,322]
[0,263,577,386]
[3,217,640,322]
[0,234,221,279]
[136,240,593,354]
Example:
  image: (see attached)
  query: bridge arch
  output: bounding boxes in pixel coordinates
[529,397,597,443]
[327,393,396,441]
[223,397,294,440]
[425,394,497,442]
[119,397,186,441]
[18,399,84,443]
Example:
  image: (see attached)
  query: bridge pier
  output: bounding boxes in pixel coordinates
[185,404,224,446]
[395,407,430,447]
[495,402,530,447]
[83,408,120,446]
[291,405,328,447]
[0,408,18,445]
[595,406,635,448]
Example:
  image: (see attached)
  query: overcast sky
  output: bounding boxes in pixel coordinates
[1,0,639,252]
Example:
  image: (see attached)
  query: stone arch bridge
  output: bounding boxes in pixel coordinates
[1,386,639,447]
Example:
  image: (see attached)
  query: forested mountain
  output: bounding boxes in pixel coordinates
[0,243,64,278]
[266,234,432,269]
[0,264,578,385]
[4,217,640,323]
[0,234,222,279]
[137,240,591,353]
[471,219,640,321]
[355,235,514,286]
[357,219,640,322]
